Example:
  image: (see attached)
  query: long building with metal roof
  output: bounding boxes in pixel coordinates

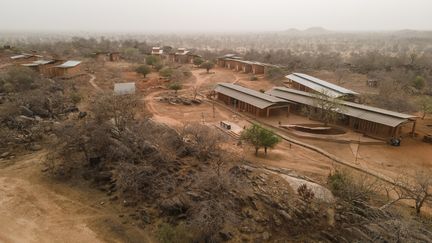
[286,73,358,99]
[216,55,279,75]
[266,87,417,139]
[215,83,291,117]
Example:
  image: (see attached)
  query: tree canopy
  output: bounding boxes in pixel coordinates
[200,61,214,73]
[146,55,159,66]
[241,123,280,156]
[193,57,204,66]
[159,67,173,78]
[135,64,151,78]
[168,82,182,94]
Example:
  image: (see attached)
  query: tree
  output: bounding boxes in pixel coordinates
[92,93,138,132]
[261,128,281,155]
[265,67,286,80]
[168,82,182,95]
[310,90,344,126]
[200,61,214,73]
[145,55,158,67]
[381,170,432,215]
[135,65,151,78]
[193,57,204,66]
[159,67,173,78]
[241,123,280,156]
[412,76,426,91]
[416,96,432,119]
[335,67,348,84]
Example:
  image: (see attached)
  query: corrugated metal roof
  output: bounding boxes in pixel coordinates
[21,59,54,67]
[33,59,54,65]
[223,58,278,68]
[55,60,81,68]
[286,73,358,98]
[266,87,416,127]
[215,83,288,109]
[114,82,136,95]
[10,54,32,60]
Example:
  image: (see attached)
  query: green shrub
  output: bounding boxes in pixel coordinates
[70,92,82,105]
[327,169,380,202]
[159,67,173,78]
[157,223,193,243]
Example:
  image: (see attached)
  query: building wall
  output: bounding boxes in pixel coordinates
[53,65,80,77]
[243,64,252,73]
[110,53,120,61]
[252,64,265,74]
[348,117,396,139]
[217,92,268,117]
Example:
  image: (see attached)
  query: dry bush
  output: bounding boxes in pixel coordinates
[327,169,382,203]
[182,122,226,161]
[157,223,193,243]
[91,93,139,132]
[297,184,315,204]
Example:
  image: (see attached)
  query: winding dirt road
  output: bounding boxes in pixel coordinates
[0,151,151,243]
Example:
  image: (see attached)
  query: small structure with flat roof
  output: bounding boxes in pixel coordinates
[215,83,291,117]
[286,73,358,100]
[267,86,417,140]
[114,82,136,95]
[151,47,163,55]
[53,60,81,77]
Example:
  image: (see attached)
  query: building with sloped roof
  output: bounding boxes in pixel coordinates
[286,73,358,100]
[53,60,82,77]
[215,83,291,117]
[216,55,279,75]
[267,86,417,139]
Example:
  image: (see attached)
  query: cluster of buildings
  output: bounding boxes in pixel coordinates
[10,52,81,78]
[151,47,201,64]
[214,73,417,140]
[216,54,279,75]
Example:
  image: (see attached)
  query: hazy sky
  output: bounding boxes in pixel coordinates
[1,0,432,32]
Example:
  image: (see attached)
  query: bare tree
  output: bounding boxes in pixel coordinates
[307,90,345,126]
[381,170,432,215]
[91,93,139,132]
[182,122,226,161]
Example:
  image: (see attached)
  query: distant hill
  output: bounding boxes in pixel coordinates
[283,27,332,35]
[304,27,331,34]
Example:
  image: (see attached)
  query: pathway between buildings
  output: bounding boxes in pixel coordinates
[88,74,102,92]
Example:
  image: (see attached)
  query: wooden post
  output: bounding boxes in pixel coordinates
[266,108,270,117]
[411,120,417,137]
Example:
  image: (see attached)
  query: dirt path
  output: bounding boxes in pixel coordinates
[88,74,102,92]
[0,151,152,243]
[143,89,183,127]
